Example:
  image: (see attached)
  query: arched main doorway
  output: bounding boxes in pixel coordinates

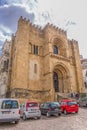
[53,72,59,92]
[53,64,70,93]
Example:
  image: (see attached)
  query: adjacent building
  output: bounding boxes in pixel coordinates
[80,55,87,92]
[0,40,10,97]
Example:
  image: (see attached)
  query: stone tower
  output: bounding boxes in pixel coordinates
[6,16,84,103]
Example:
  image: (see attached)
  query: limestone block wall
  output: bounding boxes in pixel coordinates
[6,17,84,103]
[71,41,84,92]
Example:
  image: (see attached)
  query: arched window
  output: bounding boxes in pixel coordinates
[53,45,58,54]
[53,72,59,92]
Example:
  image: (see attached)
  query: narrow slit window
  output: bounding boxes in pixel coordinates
[34,45,38,55]
[34,64,37,73]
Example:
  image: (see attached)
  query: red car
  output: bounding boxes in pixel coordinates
[60,99,79,114]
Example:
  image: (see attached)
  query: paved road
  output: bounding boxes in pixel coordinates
[0,108,87,130]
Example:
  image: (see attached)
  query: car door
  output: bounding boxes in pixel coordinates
[81,99,86,106]
[83,99,87,106]
[60,102,66,112]
[43,103,49,114]
[85,99,87,106]
[40,103,44,114]
[45,103,49,114]
[20,104,25,117]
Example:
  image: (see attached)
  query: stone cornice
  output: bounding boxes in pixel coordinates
[50,53,70,62]
[11,88,50,93]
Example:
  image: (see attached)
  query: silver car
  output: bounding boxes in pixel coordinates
[79,97,87,107]
[20,101,41,120]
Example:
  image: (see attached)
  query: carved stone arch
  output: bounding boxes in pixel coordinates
[52,62,71,93]
[49,35,67,44]
[53,62,70,77]
[49,35,67,57]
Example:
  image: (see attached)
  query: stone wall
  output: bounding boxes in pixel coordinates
[6,16,84,103]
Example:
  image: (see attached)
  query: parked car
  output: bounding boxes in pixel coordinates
[79,97,87,107]
[40,102,61,117]
[20,101,41,120]
[0,98,20,124]
[60,99,79,114]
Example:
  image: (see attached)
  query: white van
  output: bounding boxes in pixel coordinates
[0,98,20,124]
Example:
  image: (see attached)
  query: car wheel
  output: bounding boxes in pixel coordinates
[79,103,81,107]
[15,121,19,124]
[23,114,26,120]
[64,110,67,115]
[58,113,61,116]
[37,116,41,119]
[46,112,50,117]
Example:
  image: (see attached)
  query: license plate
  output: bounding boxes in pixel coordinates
[71,105,75,107]
[31,109,36,111]
[2,111,10,114]
[55,108,58,110]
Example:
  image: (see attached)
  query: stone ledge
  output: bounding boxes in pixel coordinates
[50,54,70,62]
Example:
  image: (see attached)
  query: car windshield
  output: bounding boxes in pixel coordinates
[27,102,38,107]
[50,102,60,108]
[67,101,77,106]
[81,97,87,101]
[1,100,19,109]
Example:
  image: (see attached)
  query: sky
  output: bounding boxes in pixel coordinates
[0,0,87,58]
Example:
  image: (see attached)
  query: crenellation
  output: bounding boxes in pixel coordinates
[18,17,67,37]
[55,27,59,30]
[58,28,62,33]
[29,22,32,27]
[43,22,67,37]
[68,39,71,44]
[71,39,78,45]
[18,16,30,27]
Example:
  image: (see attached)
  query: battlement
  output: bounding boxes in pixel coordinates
[44,23,67,37]
[30,24,43,32]
[71,39,78,44]
[68,39,78,45]
[18,16,30,25]
[18,16,43,33]
[18,16,67,36]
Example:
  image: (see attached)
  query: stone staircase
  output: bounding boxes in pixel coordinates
[55,92,71,101]
[55,92,87,103]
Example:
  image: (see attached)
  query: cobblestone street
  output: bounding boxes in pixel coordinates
[0,108,87,130]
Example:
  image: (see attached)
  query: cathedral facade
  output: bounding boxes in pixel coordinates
[6,16,84,103]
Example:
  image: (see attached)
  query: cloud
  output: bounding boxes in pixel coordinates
[0,1,52,42]
[0,0,38,5]
[65,21,76,27]
[0,31,11,41]
[0,0,38,10]
[0,5,35,32]
[0,25,12,34]
[0,3,36,54]
[0,1,37,53]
